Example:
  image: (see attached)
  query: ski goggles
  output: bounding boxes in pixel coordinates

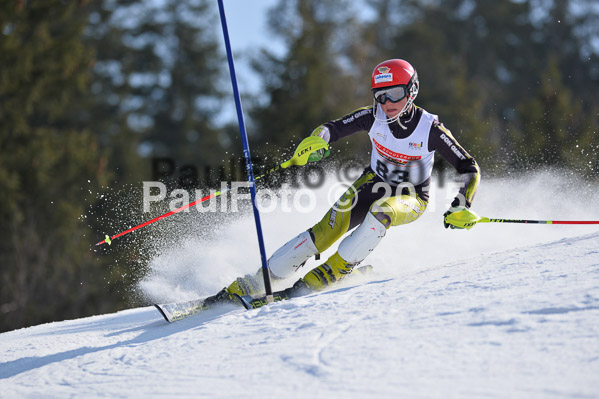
[373,86,408,104]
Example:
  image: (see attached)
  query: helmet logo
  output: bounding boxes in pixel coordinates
[374,65,393,84]
[374,73,393,84]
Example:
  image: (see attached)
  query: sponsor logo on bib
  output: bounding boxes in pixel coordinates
[372,138,421,166]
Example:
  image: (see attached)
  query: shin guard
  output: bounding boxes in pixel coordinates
[268,231,318,279]
[337,211,387,264]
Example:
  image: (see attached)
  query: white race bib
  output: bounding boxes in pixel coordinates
[368,106,436,186]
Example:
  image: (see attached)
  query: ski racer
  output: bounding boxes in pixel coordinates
[216,58,481,303]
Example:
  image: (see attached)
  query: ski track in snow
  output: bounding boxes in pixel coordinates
[1,172,599,398]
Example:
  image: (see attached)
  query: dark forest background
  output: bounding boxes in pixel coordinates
[1,0,598,332]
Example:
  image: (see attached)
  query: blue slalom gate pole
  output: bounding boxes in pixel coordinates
[217,0,273,300]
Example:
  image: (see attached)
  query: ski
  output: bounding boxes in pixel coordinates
[156,265,375,320]
[233,291,296,310]
[234,264,374,310]
[155,298,209,323]
[154,288,234,323]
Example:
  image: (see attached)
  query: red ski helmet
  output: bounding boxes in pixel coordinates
[371,59,418,91]
[371,59,419,122]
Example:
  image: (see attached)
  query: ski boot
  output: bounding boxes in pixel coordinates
[235,278,312,309]
[226,271,264,297]
[200,271,264,308]
[202,287,238,307]
[301,252,356,291]
[234,263,374,310]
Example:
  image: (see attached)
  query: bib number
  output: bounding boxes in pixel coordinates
[375,160,409,185]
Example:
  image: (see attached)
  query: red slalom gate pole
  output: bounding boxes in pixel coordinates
[95,188,227,246]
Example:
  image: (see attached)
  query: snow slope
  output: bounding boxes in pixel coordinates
[1,173,599,398]
[1,235,599,398]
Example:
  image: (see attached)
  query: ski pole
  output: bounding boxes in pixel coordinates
[444,208,599,230]
[95,137,328,246]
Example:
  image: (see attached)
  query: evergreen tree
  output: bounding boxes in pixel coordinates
[85,0,227,188]
[249,0,371,164]
[514,56,599,174]
[0,0,116,332]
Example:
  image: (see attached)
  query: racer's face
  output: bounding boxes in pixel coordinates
[381,96,408,119]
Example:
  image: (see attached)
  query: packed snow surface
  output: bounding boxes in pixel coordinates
[1,173,599,398]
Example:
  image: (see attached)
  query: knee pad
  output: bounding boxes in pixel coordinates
[369,203,392,228]
[376,195,427,226]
